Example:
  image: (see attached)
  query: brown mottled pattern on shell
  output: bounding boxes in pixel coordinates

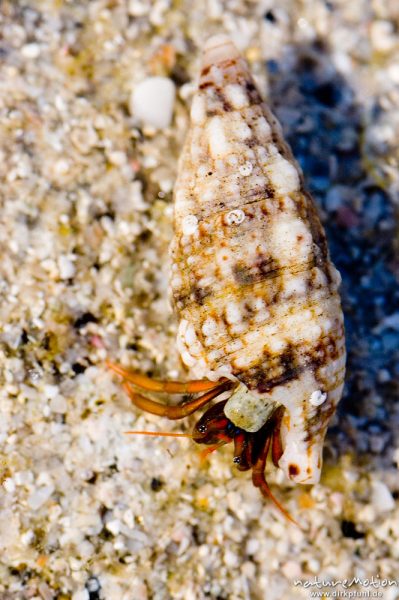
[170,38,345,460]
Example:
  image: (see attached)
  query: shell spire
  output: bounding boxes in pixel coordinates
[170,36,346,486]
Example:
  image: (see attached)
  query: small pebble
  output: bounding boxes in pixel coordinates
[58,256,76,280]
[72,590,89,600]
[108,151,126,166]
[106,519,121,536]
[27,485,54,510]
[245,538,259,556]
[49,395,67,413]
[380,313,399,331]
[3,478,15,493]
[281,560,302,579]
[78,540,95,558]
[43,385,59,399]
[370,20,396,53]
[130,77,176,129]
[54,158,70,175]
[377,369,391,383]
[307,558,320,573]
[21,43,41,58]
[371,481,396,513]
[39,583,54,600]
[86,576,101,593]
[128,0,150,16]
[21,530,35,545]
[224,549,239,568]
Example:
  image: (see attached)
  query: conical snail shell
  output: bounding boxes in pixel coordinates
[170,35,346,485]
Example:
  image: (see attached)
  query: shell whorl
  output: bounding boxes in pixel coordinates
[170,36,346,485]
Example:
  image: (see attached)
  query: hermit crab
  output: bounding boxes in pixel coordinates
[108,35,346,522]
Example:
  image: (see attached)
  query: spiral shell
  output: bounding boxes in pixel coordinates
[170,35,346,485]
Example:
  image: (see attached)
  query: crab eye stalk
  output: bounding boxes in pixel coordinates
[192,400,231,444]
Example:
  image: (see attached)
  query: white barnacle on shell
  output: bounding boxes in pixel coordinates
[224,209,245,226]
[171,34,346,488]
[239,162,253,177]
[309,390,328,406]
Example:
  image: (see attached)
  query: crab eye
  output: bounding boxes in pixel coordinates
[226,421,241,437]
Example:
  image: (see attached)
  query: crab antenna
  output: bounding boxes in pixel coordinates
[199,440,229,466]
[124,430,194,438]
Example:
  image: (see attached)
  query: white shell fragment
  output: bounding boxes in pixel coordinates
[170,35,346,486]
[130,76,176,129]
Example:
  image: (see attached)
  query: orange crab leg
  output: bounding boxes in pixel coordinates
[233,433,250,471]
[121,380,232,420]
[271,406,285,468]
[106,360,221,394]
[252,435,299,527]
